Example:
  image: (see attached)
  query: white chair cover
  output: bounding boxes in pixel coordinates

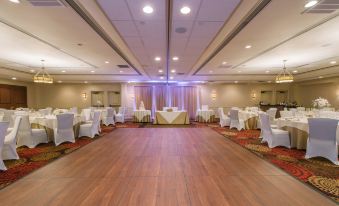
[218,108,230,127]
[39,108,50,116]
[69,107,78,114]
[54,113,75,146]
[267,108,277,122]
[16,115,48,148]
[0,122,9,170]
[305,118,338,165]
[115,107,125,123]
[259,113,290,148]
[229,109,245,131]
[81,108,92,122]
[102,107,115,126]
[2,116,22,160]
[201,105,209,111]
[79,111,101,138]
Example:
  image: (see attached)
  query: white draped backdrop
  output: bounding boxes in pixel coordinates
[125,85,201,119]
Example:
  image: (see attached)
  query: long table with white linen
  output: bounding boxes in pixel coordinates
[238,110,260,130]
[133,110,151,123]
[277,117,339,149]
[196,110,215,123]
[30,114,83,141]
[154,111,189,125]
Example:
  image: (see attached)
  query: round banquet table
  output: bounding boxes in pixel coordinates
[238,111,260,130]
[196,110,215,123]
[133,110,151,123]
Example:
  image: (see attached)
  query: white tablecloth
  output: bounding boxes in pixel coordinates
[196,110,215,123]
[238,111,259,121]
[154,111,189,124]
[133,110,151,122]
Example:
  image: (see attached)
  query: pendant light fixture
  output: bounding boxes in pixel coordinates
[275,60,294,83]
[33,60,53,84]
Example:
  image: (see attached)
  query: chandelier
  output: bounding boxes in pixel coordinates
[275,60,293,83]
[33,60,53,84]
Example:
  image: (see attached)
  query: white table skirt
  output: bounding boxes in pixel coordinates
[133,110,151,122]
[196,110,215,122]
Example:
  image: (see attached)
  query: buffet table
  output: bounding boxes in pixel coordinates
[133,110,151,123]
[154,111,189,125]
[196,110,215,123]
[277,118,339,149]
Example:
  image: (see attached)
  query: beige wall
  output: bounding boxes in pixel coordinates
[34,83,121,109]
[200,83,293,109]
[293,77,339,108]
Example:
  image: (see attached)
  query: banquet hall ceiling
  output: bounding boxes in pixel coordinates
[0,0,339,83]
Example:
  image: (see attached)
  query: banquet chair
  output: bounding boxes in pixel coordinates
[79,111,101,138]
[46,107,53,115]
[2,116,22,160]
[115,107,125,123]
[0,122,9,170]
[201,105,209,111]
[297,107,305,112]
[81,108,92,122]
[229,109,245,131]
[54,113,75,146]
[305,118,339,165]
[218,108,230,127]
[289,108,297,116]
[3,110,15,128]
[266,108,278,128]
[280,110,293,118]
[69,107,78,114]
[16,115,48,148]
[102,107,115,126]
[259,113,290,148]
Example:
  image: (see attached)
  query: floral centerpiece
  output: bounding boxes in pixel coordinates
[312,97,330,109]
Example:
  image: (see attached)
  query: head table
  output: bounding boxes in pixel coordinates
[154,111,189,125]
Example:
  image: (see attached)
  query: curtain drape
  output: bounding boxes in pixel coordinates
[153,85,167,111]
[182,86,199,119]
[134,86,153,110]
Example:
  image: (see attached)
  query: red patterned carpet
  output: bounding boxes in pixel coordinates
[211,126,339,203]
[0,125,115,190]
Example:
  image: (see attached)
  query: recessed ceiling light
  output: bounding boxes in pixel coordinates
[61,70,66,73]
[57,80,62,83]
[318,76,323,79]
[238,70,242,73]
[119,70,123,73]
[267,81,272,83]
[160,76,164,80]
[170,76,174,80]
[171,69,176,73]
[172,56,179,61]
[143,5,154,14]
[330,61,336,64]
[105,61,109,64]
[209,70,213,73]
[155,56,161,61]
[9,0,20,3]
[234,81,238,83]
[158,69,163,73]
[30,69,35,73]
[305,0,318,8]
[84,81,88,84]
[293,70,298,73]
[222,61,227,65]
[245,45,252,49]
[91,70,95,73]
[11,77,17,80]
[265,70,270,73]
[180,6,191,15]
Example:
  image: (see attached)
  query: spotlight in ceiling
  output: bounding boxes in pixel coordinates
[61,70,66,73]
[265,70,270,73]
[158,69,163,73]
[209,70,213,73]
[119,70,123,73]
[30,69,35,73]
[160,76,164,80]
[9,0,20,3]
[245,45,252,49]
[105,61,109,64]
[170,76,174,80]
[234,81,238,83]
[57,80,62,83]
[84,81,88,84]
[318,76,323,79]
[304,0,318,8]
[171,69,176,73]
[222,61,227,65]
[330,61,337,64]
[293,70,298,73]
[155,56,161,61]
[237,70,242,73]
[143,5,154,14]
[91,70,95,73]
[180,6,191,15]
[172,56,179,61]
[11,77,17,80]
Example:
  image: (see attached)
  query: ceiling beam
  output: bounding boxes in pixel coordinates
[166,0,173,83]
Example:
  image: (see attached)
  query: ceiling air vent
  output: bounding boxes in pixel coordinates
[218,65,233,69]
[27,0,67,7]
[117,65,129,68]
[177,72,185,75]
[304,0,339,14]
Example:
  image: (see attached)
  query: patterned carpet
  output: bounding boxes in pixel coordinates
[211,126,339,204]
[116,121,339,203]
[0,125,115,190]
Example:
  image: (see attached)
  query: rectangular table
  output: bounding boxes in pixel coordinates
[154,111,189,125]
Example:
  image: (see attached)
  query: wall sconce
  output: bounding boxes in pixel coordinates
[251,92,257,99]
[81,93,87,100]
[211,90,217,101]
